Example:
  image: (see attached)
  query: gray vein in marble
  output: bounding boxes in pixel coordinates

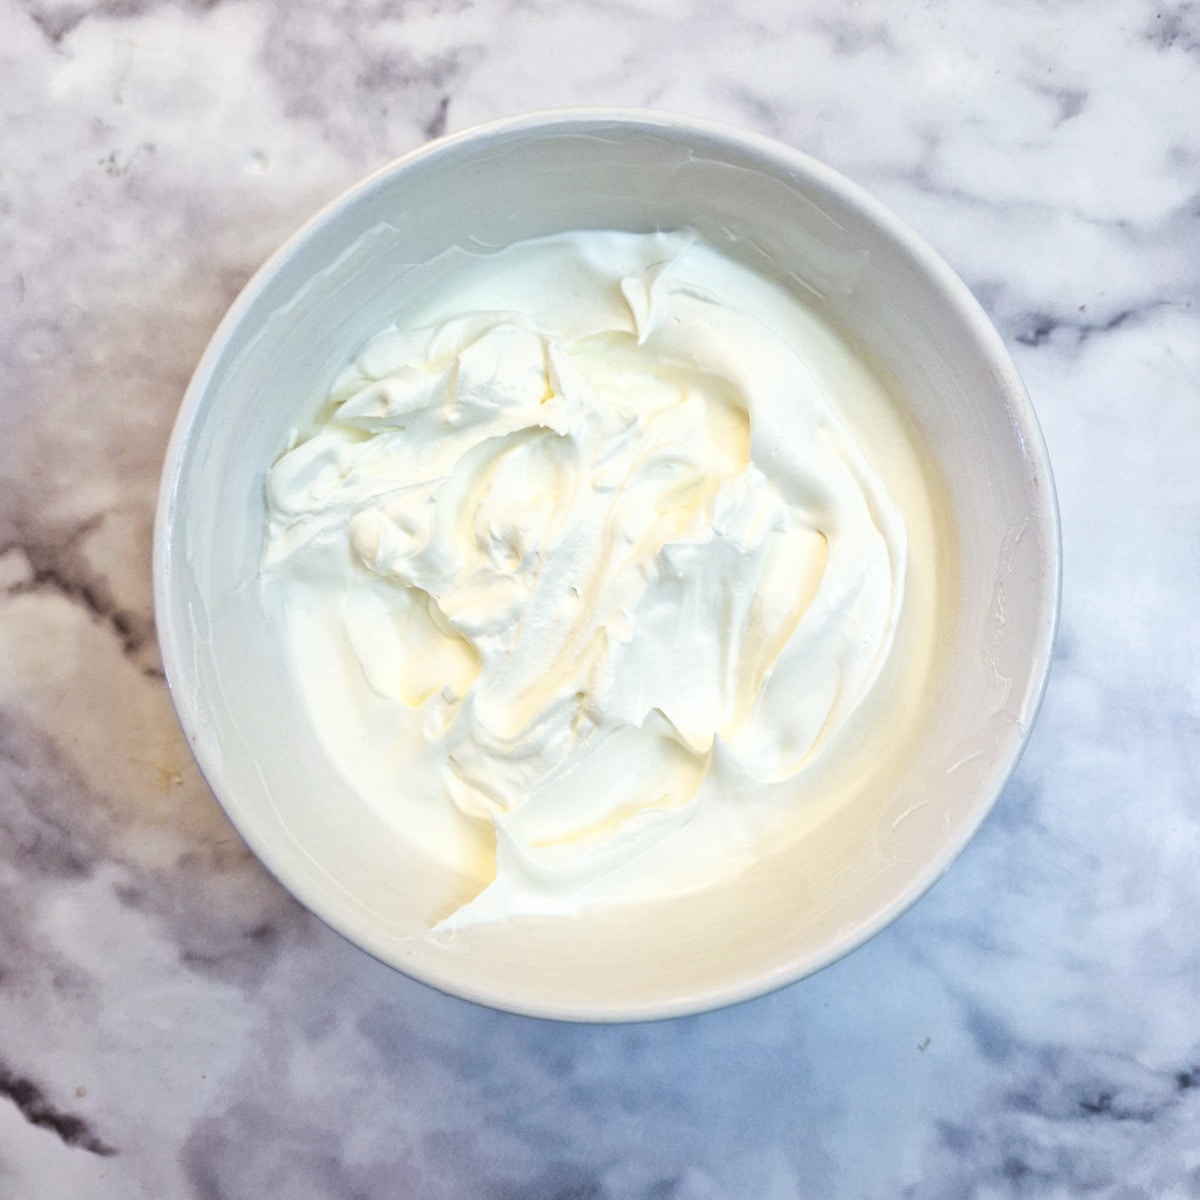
[913,1038,1200,1198]
[425,92,452,140]
[1,518,156,672]
[1145,2,1200,56]
[258,3,479,163]
[811,13,895,58]
[0,1065,117,1158]
[1026,80,1089,127]
[864,172,1200,348]
[875,158,1200,241]
[0,717,98,885]
[1011,298,1190,348]
[20,0,225,47]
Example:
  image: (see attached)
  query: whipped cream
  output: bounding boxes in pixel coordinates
[262,230,912,927]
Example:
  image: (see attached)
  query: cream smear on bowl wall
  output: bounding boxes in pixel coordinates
[259,228,954,929]
[157,112,1056,1018]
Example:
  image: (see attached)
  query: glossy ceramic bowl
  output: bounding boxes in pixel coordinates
[154,110,1060,1021]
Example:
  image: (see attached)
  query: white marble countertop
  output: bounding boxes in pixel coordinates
[2,1,1198,1195]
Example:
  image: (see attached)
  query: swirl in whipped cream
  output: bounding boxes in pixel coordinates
[262,230,907,926]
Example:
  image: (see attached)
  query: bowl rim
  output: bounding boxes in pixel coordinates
[153,107,1062,1022]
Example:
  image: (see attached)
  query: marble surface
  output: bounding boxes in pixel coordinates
[2,0,1198,1194]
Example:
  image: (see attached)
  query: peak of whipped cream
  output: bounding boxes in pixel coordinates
[262,230,908,928]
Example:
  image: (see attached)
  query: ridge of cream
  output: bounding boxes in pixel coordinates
[261,230,914,928]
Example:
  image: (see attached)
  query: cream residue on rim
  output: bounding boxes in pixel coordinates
[261,229,942,928]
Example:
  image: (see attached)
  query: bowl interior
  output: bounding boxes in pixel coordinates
[156,113,1058,1020]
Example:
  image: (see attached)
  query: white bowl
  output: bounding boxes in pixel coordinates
[154,110,1060,1021]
